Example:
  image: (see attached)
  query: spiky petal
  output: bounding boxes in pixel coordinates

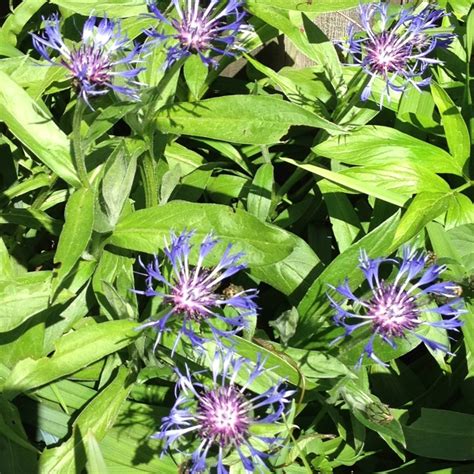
[329,246,466,366]
[339,3,454,106]
[146,0,247,68]
[154,349,294,473]
[134,230,258,353]
[31,14,142,107]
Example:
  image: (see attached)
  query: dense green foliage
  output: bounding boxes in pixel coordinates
[0,0,473,473]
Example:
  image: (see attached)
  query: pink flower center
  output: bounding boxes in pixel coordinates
[368,284,420,338]
[197,387,250,447]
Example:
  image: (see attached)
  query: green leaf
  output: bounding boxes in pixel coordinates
[95,142,137,233]
[85,431,108,474]
[183,54,208,100]
[338,379,405,453]
[269,307,299,346]
[284,346,353,381]
[0,208,62,235]
[53,187,95,292]
[0,272,69,333]
[319,162,451,198]
[447,223,474,274]
[313,126,463,176]
[400,408,474,461]
[0,313,47,370]
[93,250,125,319]
[282,158,406,207]
[142,62,182,116]
[467,5,474,59]
[246,56,331,113]
[448,0,473,19]
[397,88,438,130]
[39,367,131,473]
[84,102,138,148]
[0,57,67,98]
[100,281,135,320]
[251,231,321,296]
[0,399,38,472]
[32,381,176,472]
[2,320,138,398]
[462,301,474,383]
[0,400,38,453]
[426,222,467,280]
[50,0,147,16]
[207,174,248,204]
[0,41,23,57]
[247,163,274,221]
[335,322,421,368]
[393,191,454,246]
[155,95,343,145]
[0,0,46,46]
[164,141,205,174]
[159,164,183,205]
[0,238,15,279]
[193,138,250,174]
[43,287,93,358]
[431,82,470,170]
[246,0,367,12]
[100,406,176,473]
[322,192,362,252]
[296,212,401,340]
[2,173,51,201]
[0,71,79,187]
[246,55,302,96]
[108,202,295,266]
[220,336,313,391]
[248,5,342,83]
[445,193,474,229]
[279,66,334,109]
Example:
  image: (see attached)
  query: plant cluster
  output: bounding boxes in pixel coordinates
[0,0,472,473]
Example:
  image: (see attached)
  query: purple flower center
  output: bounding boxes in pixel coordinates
[197,387,250,447]
[367,283,419,338]
[365,32,410,75]
[165,270,218,321]
[176,16,216,52]
[68,46,112,90]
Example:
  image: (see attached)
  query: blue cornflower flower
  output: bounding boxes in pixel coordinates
[329,247,466,367]
[31,14,142,107]
[340,3,454,105]
[134,230,258,353]
[154,349,294,473]
[146,0,247,68]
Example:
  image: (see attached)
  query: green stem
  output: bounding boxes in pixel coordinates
[137,63,184,209]
[281,412,313,474]
[141,130,158,208]
[72,100,90,188]
[260,145,272,164]
[278,124,330,199]
[332,68,370,124]
[31,175,58,210]
[455,181,473,193]
[464,28,473,145]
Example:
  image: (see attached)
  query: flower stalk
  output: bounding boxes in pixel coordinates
[72,99,90,188]
[141,128,158,208]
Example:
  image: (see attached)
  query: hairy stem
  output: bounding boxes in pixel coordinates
[72,99,90,188]
[141,130,158,208]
